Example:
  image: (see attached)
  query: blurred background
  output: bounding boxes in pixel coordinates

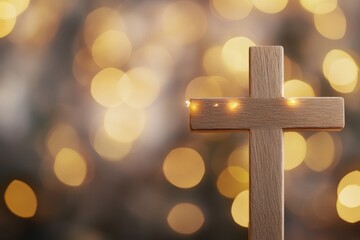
[0,0,359,239]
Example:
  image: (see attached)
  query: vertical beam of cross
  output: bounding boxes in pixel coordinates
[189,46,344,240]
[249,47,284,239]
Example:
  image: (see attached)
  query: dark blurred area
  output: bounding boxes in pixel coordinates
[0,0,360,239]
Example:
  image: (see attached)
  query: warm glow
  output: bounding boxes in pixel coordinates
[162,1,207,45]
[228,143,249,172]
[286,98,298,107]
[92,126,132,162]
[185,76,223,100]
[284,132,306,170]
[337,171,360,195]
[305,132,335,172]
[323,49,358,93]
[228,101,240,111]
[231,190,249,228]
[252,0,288,14]
[211,0,253,20]
[2,0,30,16]
[163,148,205,189]
[91,68,131,107]
[4,180,37,218]
[284,79,315,97]
[104,105,146,143]
[54,148,87,187]
[46,123,79,157]
[222,37,256,73]
[0,2,16,38]
[217,167,249,198]
[203,46,228,77]
[336,200,360,223]
[83,7,126,48]
[338,185,360,208]
[167,203,205,234]
[314,7,346,40]
[300,0,337,14]
[91,30,132,68]
[124,67,161,109]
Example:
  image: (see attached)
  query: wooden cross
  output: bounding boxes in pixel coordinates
[189,46,344,240]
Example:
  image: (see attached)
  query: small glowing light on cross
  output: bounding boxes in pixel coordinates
[185,100,190,108]
[228,101,240,111]
[286,98,298,107]
[214,103,219,107]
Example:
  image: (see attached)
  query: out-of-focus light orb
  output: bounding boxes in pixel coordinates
[4,180,37,218]
[228,143,249,171]
[217,167,249,198]
[0,2,16,38]
[314,7,346,40]
[284,79,315,97]
[323,49,358,93]
[104,105,146,143]
[300,0,337,14]
[91,68,130,108]
[54,148,87,187]
[203,46,228,76]
[92,126,132,162]
[163,148,205,189]
[336,200,360,223]
[8,3,60,46]
[252,0,288,14]
[211,0,253,20]
[161,1,207,45]
[2,0,29,16]
[130,45,174,85]
[305,132,335,171]
[83,7,126,48]
[46,123,79,157]
[231,190,249,228]
[222,37,256,73]
[337,171,360,195]
[167,203,205,235]
[73,48,99,87]
[124,67,161,109]
[91,30,132,68]
[338,185,360,208]
[185,76,223,100]
[284,132,306,170]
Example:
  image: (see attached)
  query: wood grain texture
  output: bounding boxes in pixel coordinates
[190,97,344,130]
[250,128,283,240]
[250,46,283,98]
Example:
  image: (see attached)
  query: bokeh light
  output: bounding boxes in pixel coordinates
[46,123,79,157]
[252,0,288,14]
[123,67,162,109]
[211,0,253,20]
[92,126,132,162]
[83,7,126,48]
[336,200,360,223]
[338,185,360,208]
[163,148,205,189]
[4,180,37,218]
[284,79,315,97]
[73,48,100,87]
[91,68,130,108]
[161,1,207,45]
[231,190,249,228]
[222,37,256,73]
[54,148,87,187]
[337,171,360,195]
[104,104,146,143]
[300,0,337,14]
[2,0,29,16]
[323,49,359,93]
[217,167,249,198]
[228,143,249,172]
[167,203,205,235]
[185,76,223,100]
[0,1,17,38]
[305,132,336,172]
[284,132,307,170]
[91,30,132,68]
[314,7,346,40]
